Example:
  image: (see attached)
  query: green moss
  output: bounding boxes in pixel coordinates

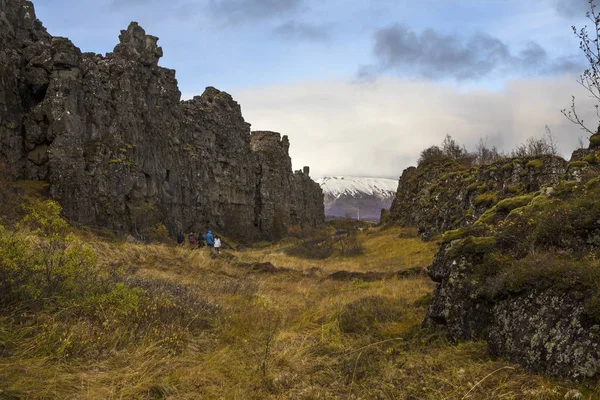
[526,159,544,170]
[441,228,467,244]
[568,161,589,169]
[495,194,535,213]
[108,159,123,164]
[585,176,600,190]
[478,207,498,224]
[582,154,597,164]
[506,184,523,195]
[447,236,496,260]
[553,180,578,197]
[589,133,600,148]
[119,147,127,153]
[474,192,499,207]
[466,182,480,192]
[501,163,513,171]
[466,206,474,218]
[461,175,474,184]
[487,166,498,173]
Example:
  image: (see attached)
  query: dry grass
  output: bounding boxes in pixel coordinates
[236,226,438,274]
[0,225,596,399]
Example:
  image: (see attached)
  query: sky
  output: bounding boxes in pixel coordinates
[32,0,599,178]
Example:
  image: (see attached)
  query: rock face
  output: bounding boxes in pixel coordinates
[424,241,600,379]
[389,151,600,379]
[251,131,324,238]
[389,155,567,240]
[0,1,324,240]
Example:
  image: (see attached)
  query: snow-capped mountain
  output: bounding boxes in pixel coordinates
[316,176,399,221]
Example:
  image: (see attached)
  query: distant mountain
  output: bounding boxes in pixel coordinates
[316,176,398,221]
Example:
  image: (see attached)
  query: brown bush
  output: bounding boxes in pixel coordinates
[337,235,365,256]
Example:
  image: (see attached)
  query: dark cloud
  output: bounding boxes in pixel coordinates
[208,0,304,22]
[360,24,584,81]
[555,0,590,17]
[273,21,329,42]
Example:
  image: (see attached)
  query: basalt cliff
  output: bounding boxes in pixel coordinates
[0,0,323,241]
[389,142,600,379]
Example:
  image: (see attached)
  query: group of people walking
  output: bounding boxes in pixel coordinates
[176,229,222,253]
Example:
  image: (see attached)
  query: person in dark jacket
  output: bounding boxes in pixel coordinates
[188,233,197,249]
[205,230,214,251]
[176,232,185,246]
[197,232,205,248]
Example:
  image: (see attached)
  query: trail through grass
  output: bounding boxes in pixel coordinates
[0,225,596,399]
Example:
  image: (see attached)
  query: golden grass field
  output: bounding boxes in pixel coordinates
[1,225,597,399]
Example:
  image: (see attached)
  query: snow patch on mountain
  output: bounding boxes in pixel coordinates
[316,176,398,200]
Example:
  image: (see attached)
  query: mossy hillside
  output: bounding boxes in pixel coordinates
[438,170,600,320]
[389,154,567,239]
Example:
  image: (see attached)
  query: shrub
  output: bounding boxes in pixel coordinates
[337,235,365,256]
[511,129,559,157]
[590,133,600,148]
[473,137,505,166]
[418,145,446,166]
[144,223,170,243]
[0,200,99,306]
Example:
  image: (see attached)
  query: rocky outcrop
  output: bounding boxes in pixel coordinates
[389,155,567,240]
[424,240,600,379]
[0,0,323,241]
[392,147,600,379]
[250,131,324,238]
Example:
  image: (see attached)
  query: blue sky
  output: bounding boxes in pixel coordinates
[31,0,598,178]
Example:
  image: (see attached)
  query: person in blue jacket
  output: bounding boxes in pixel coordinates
[205,230,214,251]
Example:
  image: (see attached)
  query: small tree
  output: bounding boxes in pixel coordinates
[562,0,600,135]
[510,127,560,157]
[417,145,445,166]
[473,137,505,165]
[441,134,468,160]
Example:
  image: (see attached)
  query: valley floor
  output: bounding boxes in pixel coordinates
[1,225,597,399]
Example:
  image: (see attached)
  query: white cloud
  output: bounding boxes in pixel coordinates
[232,76,598,179]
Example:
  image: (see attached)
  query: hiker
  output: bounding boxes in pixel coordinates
[176,232,184,246]
[205,229,214,251]
[197,232,205,248]
[214,236,222,254]
[188,233,197,249]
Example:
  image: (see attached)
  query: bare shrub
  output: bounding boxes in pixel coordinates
[511,127,560,157]
[337,235,365,257]
[473,137,506,165]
